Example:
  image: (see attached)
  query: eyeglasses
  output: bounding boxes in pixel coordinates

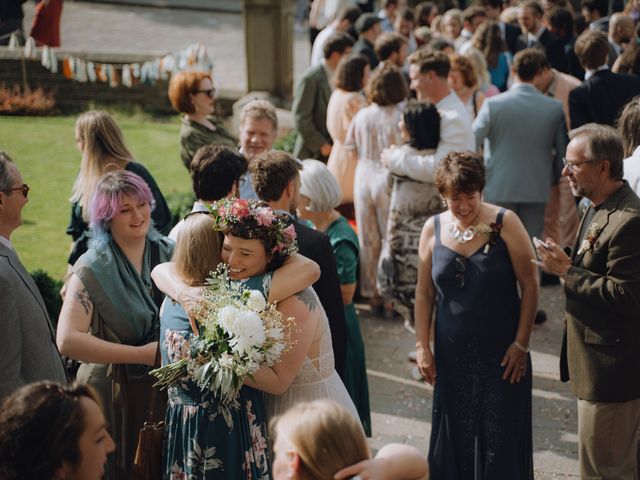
[1,184,29,198]
[562,157,598,171]
[455,256,467,289]
[196,88,215,98]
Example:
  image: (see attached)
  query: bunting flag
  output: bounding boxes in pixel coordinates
[75,59,88,83]
[8,32,20,49]
[5,29,215,89]
[41,46,51,70]
[87,61,97,83]
[49,48,58,74]
[62,57,72,79]
[121,64,132,87]
[97,64,108,83]
[24,37,37,59]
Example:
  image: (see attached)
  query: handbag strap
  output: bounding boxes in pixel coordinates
[149,241,164,311]
[148,241,164,423]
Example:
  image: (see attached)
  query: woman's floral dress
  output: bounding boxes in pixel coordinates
[160,298,270,480]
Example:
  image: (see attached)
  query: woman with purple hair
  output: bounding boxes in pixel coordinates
[56,170,174,480]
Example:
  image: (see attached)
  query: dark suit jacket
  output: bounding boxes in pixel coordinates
[561,36,585,80]
[293,221,347,380]
[0,242,67,400]
[560,183,640,402]
[292,63,332,160]
[353,37,379,69]
[517,28,568,73]
[504,22,520,55]
[569,69,640,129]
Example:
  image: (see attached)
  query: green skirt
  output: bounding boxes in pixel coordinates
[343,303,372,436]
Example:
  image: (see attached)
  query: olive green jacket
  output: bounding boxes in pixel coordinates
[292,63,332,160]
[560,182,640,402]
[179,116,237,169]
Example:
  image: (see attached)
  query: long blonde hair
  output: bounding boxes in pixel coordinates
[71,111,133,221]
[272,400,369,480]
[173,213,223,286]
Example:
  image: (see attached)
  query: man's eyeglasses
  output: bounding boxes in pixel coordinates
[196,88,215,98]
[455,256,467,289]
[562,157,598,171]
[1,184,29,198]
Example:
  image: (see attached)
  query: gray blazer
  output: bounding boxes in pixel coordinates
[473,83,567,204]
[0,242,67,400]
[292,63,332,159]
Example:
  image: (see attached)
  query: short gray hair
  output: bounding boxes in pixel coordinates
[569,123,624,180]
[299,159,342,212]
[0,151,15,193]
[239,99,278,132]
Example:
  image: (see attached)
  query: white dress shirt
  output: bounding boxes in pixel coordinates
[386,92,475,182]
[624,145,640,195]
[311,24,337,67]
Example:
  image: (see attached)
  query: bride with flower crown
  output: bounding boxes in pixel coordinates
[153,199,360,479]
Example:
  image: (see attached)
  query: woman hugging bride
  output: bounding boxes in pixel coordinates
[152,198,359,479]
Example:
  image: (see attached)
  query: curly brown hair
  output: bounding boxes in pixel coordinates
[249,150,300,202]
[471,21,507,69]
[365,63,409,105]
[450,54,478,88]
[333,54,370,92]
[435,151,486,195]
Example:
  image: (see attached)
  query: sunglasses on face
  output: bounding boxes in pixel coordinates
[196,88,215,98]
[1,184,29,198]
[455,255,467,289]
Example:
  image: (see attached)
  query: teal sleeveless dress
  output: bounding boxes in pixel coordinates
[160,296,271,480]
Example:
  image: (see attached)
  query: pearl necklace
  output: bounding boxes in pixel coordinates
[448,221,492,244]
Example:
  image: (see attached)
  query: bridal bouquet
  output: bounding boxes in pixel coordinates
[151,265,293,411]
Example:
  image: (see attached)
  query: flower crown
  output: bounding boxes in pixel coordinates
[209,198,298,258]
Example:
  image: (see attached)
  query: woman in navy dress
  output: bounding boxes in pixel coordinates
[414,152,538,479]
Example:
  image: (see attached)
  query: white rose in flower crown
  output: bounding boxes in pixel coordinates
[246,290,267,312]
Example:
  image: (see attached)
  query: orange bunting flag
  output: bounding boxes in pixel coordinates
[62,57,73,79]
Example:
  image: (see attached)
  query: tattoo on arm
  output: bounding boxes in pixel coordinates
[74,288,92,315]
[295,289,318,312]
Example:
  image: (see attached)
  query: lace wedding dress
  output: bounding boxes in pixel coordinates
[245,275,360,424]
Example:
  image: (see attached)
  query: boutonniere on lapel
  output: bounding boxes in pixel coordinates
[577,222,602,255]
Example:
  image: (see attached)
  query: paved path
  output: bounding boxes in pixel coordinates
[22,2,580,476]
[23,1,311,95]
[357,282,579,478]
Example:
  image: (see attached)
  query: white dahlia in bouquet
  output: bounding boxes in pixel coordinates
[150,265,293,409]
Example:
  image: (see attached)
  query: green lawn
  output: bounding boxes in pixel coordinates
[0,115,191,280]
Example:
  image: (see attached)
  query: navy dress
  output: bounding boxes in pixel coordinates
[160,299,270,480]
[428,210,533,480]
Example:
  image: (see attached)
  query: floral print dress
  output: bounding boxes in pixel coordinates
[160,298,270,480]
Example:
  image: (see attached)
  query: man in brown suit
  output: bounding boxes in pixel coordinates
[535,124,640,479]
